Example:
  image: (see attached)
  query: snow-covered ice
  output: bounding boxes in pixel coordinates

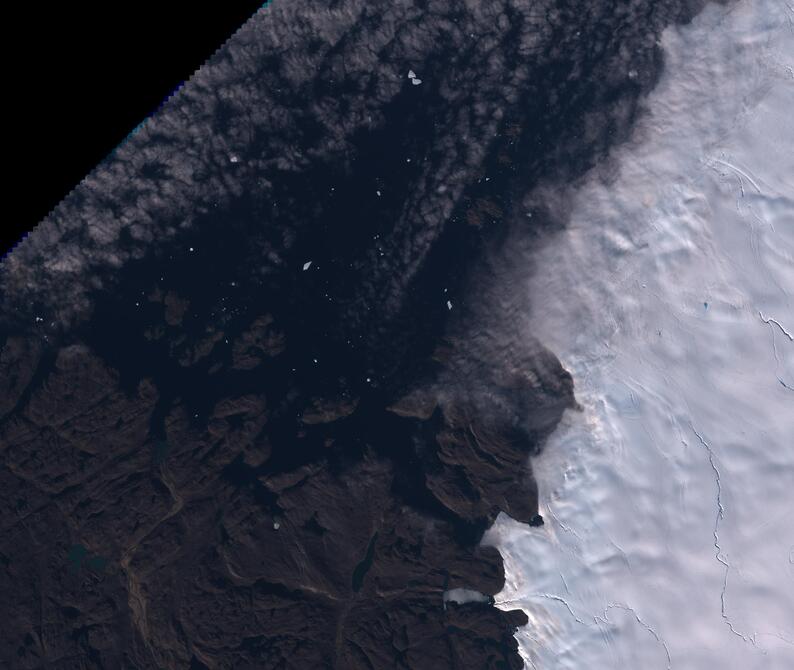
[485,1,794,668]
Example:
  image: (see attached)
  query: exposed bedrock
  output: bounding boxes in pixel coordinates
[1,0,716,667]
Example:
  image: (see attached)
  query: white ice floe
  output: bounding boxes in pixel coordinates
[303,261,312,271]
[485,2,794,668]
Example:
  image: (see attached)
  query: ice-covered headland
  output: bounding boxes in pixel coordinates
[485,1,794,668]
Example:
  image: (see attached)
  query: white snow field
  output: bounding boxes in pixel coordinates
[484,1,794,668]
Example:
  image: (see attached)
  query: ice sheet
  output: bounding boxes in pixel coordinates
[484,1,794,668]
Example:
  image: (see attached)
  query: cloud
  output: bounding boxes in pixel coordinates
[1,0,710,339]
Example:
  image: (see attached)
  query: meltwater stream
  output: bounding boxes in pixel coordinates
[485,2,794,668]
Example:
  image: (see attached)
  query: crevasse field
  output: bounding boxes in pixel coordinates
[485,1,794,668]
